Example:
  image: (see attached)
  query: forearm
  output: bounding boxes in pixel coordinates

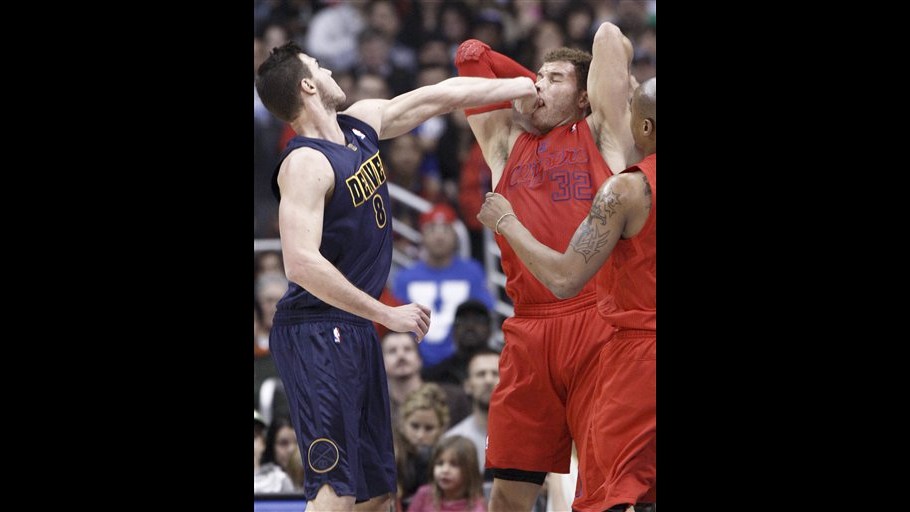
[440,76,536,110]
[286,253,391,325]
[495,216,585,299]
[380,77,535,139]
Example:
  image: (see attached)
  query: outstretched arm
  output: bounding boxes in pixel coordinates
[477,172,648,299]
[341,76,536,140]
[277,148,431,340]
[587,22,640,172]
[454,39,538,189]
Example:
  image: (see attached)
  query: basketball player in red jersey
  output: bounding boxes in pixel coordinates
[455,22,640,512]
[478,78,656,512]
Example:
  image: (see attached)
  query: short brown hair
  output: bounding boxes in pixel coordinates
[255,41,312,122]
[542,47,593,92]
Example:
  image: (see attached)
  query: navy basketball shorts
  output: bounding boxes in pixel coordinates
[270,310,396,503]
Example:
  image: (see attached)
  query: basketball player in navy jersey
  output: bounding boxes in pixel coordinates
[255,41,537,512]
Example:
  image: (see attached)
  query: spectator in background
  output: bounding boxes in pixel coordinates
[412,65,453,189]
[254,272,287,356]
[443,348,501,480]
[560,1,596,52]
[423,300,494,388]
[303,0,365,71]
[457,135,494,262]
[417,35,453,70]
[365,0,417,73]
[472,8,507,53]
[515,19,565,72]
[437,1,473,59]
[254,272,287,421]
[351,72,392,104]
[394,383,451,511]
[407,435,487,512]
[255,410,295,493]
[382,331,470,429]
[392,203,494,370]
[261,416,299,485]
[354,28,414,97]
[384,133,442,261]
[255,250,284,279]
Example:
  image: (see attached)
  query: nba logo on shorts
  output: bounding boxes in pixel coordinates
[333,327,341,344]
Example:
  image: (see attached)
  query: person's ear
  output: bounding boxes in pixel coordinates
[577,89,589,110]
[642,118,654,136]
[300,78,316,95]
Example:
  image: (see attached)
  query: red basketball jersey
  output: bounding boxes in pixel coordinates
[494,119,614,305]
[596,153,657,330]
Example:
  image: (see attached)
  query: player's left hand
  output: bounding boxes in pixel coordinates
[477,192,515,232]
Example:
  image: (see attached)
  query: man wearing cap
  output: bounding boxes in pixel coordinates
[422,299,494,387]
[392,203,495,370]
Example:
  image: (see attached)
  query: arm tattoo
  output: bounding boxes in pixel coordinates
[569,190,621,263]
[641,173,652,213]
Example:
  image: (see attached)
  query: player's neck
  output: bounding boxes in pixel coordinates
[291,106,344,144]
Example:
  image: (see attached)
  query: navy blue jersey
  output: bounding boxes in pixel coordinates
[271,114,392,314]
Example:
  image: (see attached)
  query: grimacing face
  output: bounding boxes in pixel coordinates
[530,60,586,132]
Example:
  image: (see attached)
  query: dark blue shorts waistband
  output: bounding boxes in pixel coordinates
[273,308,372,327]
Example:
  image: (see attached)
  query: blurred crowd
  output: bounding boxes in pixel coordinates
[253,2,655,509]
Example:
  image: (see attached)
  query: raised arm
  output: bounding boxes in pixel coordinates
[276,148,431,340]
[477,171,650,299]
[587,22,640,172]
[341,76,536,141]
[454,39,538,189]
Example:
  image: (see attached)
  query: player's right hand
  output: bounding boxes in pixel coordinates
[512,83,541,116]
[384,303,431,343]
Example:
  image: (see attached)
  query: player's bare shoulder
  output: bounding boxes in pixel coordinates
[599,171,651,238]
[277,147,335,198]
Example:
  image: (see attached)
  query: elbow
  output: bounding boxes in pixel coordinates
[594,22,622,44]
[547,274,584,300]
[285,265,306,287]
[284,254,319,286]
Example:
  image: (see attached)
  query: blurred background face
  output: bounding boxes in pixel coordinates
[388,134,423,181]
[368,0,400,37]
[353,73,391,102]
[402,408,442,448]
[382,332,422,378]
[256,278,287,330]
[418,40,450,67]
[453,311,491,352]
[422,222,457,260]
[274,425,298,468]
[566,9,593,42]
[465,354,500,410]
[254,425,266,465]
[359,34,391,71]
